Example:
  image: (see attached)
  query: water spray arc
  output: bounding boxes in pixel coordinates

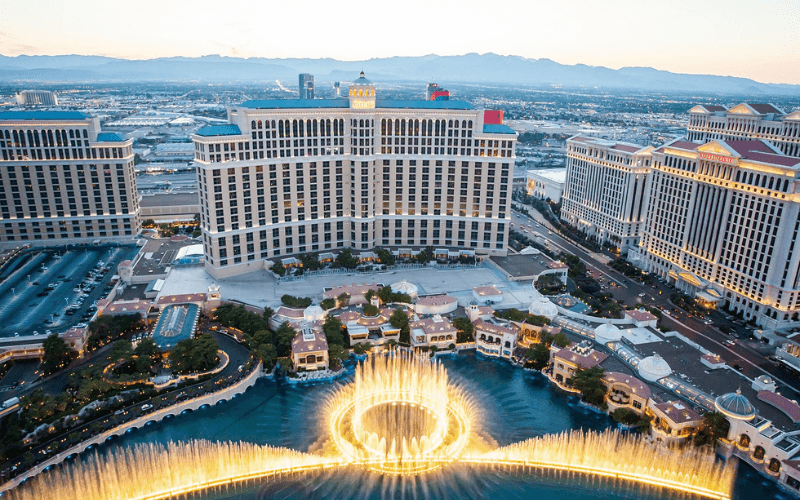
[6,350,736,500]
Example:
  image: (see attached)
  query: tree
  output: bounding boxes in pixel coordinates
[552,332,571,348]
[376,248,395,266]
[281,295,312,308]
[134,337,159,373]
[328,344,349,370]
[364,289,376,303]
[571,366,606,409]
[274,322,297,357]
[524,343,551,370]
[263,307,274,324]
[110,339,134,363]
[322,316,345,346]
[694,411,731,447]
[320,298,336,310]
[254,343,278,370]
[363,304,379,317]
[271,262,286,276]
[452,317,474,343]
[42,333,72,375]
[335,249,359,269]
[389,309,410,343]
[168,334,219,374]
[337,293,350,307]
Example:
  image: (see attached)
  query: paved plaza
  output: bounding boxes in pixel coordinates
[158,263,543,311]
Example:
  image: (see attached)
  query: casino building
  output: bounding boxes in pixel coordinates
[687,103,800,158]
[191,73,517,278]
[637,138,800,329]
[561,136,653,254]
[0,111,140,245]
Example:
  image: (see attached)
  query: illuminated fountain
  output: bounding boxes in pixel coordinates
[6,350,736,500]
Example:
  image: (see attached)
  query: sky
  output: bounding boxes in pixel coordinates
[0,0,799,85]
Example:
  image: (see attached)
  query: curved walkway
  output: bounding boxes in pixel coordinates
[0,361,263,494]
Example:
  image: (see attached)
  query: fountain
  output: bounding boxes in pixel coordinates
[6,350,736,500]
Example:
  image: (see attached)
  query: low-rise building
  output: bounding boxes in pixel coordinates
[551,340,608,386]
[473,318,517,358]
[648,400,702,443]
[602,371,651,416]
[291,327,329,371]
[526,168,566,202]
[410,315,456,350]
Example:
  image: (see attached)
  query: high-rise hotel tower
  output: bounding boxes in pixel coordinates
[192,73,517,278]
[0,111,140,246]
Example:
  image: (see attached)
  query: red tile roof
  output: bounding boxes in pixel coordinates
[553,345,608,369]
[653,401,701,424]
[748,103,783,115]
[703,105,727,112]
[416,295,458,306]
[275,306,305,318]
[625,309,657,322]
[603,371,651,399]
[611,144,642,153]
[156,293,207,305]
[664,140,701,152]
[758,390,800,423]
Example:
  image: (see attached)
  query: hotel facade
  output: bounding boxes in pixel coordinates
[191,73,517,278]
[636,138,800,329]
[560,136,653,254]
[687,103,800,158]
[0,111,140,246]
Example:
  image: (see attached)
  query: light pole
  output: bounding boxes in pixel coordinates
[11,288,15,296]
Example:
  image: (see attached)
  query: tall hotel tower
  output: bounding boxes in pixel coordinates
[638,138,800,329]
[192,73,517,278]
[0,111,140,246]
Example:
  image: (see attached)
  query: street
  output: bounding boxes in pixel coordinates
[511,203,800,400]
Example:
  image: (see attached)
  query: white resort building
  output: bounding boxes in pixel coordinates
[191,72,517,278]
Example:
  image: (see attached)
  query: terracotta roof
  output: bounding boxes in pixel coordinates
[653,401,701,424]
[275,306,305,319]
[625,309,657,322]
[105,299,151,314]
[411,316,456,335]
[725,139,778,155]
[701,354,725,365]
[416,295,458,306]
[323,282,381,299]
[664,140,702,152]
[611,144,642,153]
[758,390,800,423]
[291,329,328,354]
[603,371,651,399]
[473,318,517,336]
[337,311,361,323]
[156,293,207,305]
[61,327,87,340]
[748,103,783,115]
[702,105,727,112]
[473,286,502,296]
[553,345,608,369]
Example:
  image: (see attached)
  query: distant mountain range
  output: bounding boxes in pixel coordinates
[1,53,797,95]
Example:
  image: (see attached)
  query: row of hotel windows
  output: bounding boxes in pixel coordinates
[2,219,135,240]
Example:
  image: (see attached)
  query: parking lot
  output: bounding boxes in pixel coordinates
[0,245,139,338]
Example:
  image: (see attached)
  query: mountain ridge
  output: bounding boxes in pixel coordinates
[0,53,797,95]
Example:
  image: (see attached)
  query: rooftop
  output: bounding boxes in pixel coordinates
[195,124,242,137]
[291,328,328,354]
[416,295,458,306]
[236,99,474,111]
[0,111,87,121]
[654,401,702,424]
[482,124,515,135]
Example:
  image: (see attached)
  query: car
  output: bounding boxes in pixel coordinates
[638,293,646,298]
[141,404,153,411]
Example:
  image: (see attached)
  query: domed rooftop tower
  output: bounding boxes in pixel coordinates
[715,389,756,420]
[349,71,376,109]
[594,322,622,343]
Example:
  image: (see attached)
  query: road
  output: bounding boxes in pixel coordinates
[512,202,800,400]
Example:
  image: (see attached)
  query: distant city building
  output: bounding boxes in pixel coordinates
[561,136,653,254]
[191,72,517,278]
[526,168,566,202]
[687,103,800,158]
[333,82,341,98]
[15,90,58,106]
[637,138,800,329]
[426,83,450,101]
[0,111,141,246]
[299,73,315,100]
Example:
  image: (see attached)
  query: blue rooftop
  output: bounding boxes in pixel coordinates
[152,303,199,352]
[195,124,242,137]
[376,100,473,110]
[96,132,125,142]
[236,99,474,111]
[0,111,87,121]
[482,124,516,135]
[240,99,348,110]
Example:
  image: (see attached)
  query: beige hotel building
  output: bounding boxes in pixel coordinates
[561,136,653,254]
[0,111,140,246]
[191,73,517,278]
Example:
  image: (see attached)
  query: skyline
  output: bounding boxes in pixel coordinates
[0,0,799,85]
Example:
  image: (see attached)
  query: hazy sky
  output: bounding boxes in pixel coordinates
[1,0,799,84]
